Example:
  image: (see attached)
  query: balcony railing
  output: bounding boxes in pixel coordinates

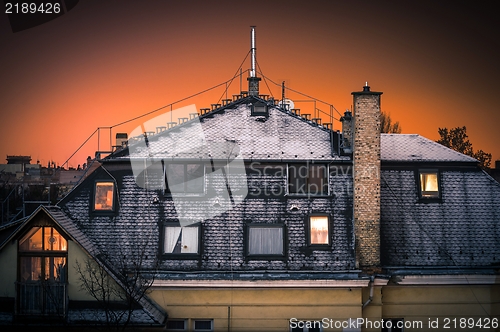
[16,281,67,317]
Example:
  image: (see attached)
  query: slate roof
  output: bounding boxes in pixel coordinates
[115,98,347,162]
[381,134,478,163]
[381,168,500,267]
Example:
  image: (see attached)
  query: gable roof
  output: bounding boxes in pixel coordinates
[381,134,478,163]
[0,205,167,326]
[112,97,347,162]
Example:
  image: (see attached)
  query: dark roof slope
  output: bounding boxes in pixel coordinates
[115,99,347,162]
[381,168,500,267]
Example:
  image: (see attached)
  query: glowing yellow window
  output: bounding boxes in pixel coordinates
[19,227,68,252]
[419,171,439,198]
[310,216,329,245]
[95,182,114,210]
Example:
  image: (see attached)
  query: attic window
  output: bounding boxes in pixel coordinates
[94,181,115,211]
[165,163,204,194]
[251,101,268,116]
[164,224,200,255]
[247,224,284,257]
[309,216,330,246]
[419,170,440,198]
[288,164,328,196]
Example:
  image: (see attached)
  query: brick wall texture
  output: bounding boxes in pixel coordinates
[352,90,382,268]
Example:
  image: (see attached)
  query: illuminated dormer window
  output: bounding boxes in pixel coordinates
[419,170,440,199]
[308,216,330,246]
[94,181,115,211]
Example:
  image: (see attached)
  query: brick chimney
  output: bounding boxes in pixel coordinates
[352,83,382,270]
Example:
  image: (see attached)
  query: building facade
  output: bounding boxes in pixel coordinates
[0,82,499,331]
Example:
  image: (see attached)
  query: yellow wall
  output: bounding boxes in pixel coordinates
[68,240,125,302]
[149,287,363,331]
[380,285,500,332]
[0,241,17,297]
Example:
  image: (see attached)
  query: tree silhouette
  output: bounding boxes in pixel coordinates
[380,112,402,134]
[436,126,492,169]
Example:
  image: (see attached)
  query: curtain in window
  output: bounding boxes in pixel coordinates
[181,227,199,253]
[248,227,283,255]
[310,216,329,244]
[165,227,182,253]
[420,173,438,192]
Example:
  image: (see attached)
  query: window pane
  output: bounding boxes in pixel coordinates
[248,227,283,255]
[420,172,439,197]
[181,227,199,253]
[194,320,213,331]
[308,165,328,195]
[44,257,67,282]
[310,216,329,245]
[164,227,182,253]
[19,227,42,251]
[167,319,187,330]
[288,165,307,194]
[95,182,114,210]
[20,256,41,281]
[186,164,204,193]
[167,164,185,193]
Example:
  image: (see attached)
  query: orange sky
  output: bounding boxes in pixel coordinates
[1,1,499,167]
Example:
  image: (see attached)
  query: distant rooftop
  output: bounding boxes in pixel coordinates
[381,134,478,163]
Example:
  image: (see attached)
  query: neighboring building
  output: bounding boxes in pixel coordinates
[0,30,499,331]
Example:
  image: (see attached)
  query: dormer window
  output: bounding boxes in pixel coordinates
[94,181,115,211]
[308,216,330,246]
[419,170,440,199]
[251,101,268,116]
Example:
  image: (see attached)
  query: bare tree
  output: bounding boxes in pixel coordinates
[380,112,402,134]
[437,126,492,169]
[74,230,159,331]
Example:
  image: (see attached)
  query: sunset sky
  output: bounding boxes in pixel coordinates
[1,1,498,168]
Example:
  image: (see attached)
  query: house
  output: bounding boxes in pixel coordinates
[0,28,499,331]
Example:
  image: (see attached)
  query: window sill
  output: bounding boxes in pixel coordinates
[162,253,200,260]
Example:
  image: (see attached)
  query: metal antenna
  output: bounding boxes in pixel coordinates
[250,26,256,78]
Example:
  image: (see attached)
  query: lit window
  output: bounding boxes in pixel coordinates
[419,170,439,198]
[164,225,199,254]
[94,181,114,210]
[19,226,68,252]
[165,163,204,194]
[193,319,213,331]
[247,225,284,256]
[288,164,328,196]
[18,226,68,315]
[309,216,330,245]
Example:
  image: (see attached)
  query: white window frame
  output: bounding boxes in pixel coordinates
[163,224,200,255]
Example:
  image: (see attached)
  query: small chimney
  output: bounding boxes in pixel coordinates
[247,26,261,96]
[115,133,128,150]
[351,83,382,270]
[340,110,353,154]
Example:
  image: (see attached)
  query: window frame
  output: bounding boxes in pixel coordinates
[17,225,69,316]
[161,222,202,259]
[92,180,116,213]
[166,319,188,331]
[306,215,331,248]
[251,101,269,116]
[163,162,206,196]
[245,223,286,260]
[193,319,214,332]
[417,169,441,201]
[287,163,329,197]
